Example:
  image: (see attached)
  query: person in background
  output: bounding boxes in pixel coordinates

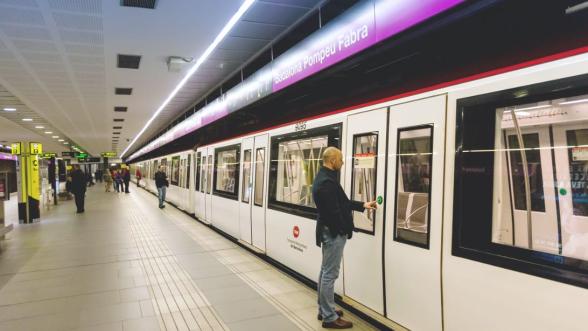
[85,172,94,187]
[135,167,142,187]
[70,165,87,213]
[113,169,121,193]
[95,169,102,183]
[154,165,169,209]
[312,147,377,329]
[103,170,113,192]
[123,167,131,193]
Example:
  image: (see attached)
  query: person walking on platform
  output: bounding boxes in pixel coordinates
[122,167,131,193]
[135,168,142,187]
[114,169,122,193]
[70,165,88,213]
[312,147,377,329]
[103,170,113,192]
[154,165,169,209]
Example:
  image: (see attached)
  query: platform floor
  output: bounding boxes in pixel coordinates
[0,185,378,331]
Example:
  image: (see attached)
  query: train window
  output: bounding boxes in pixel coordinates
[207,156,212,194]
[269,123,342,219]
[394,126,433,247]
[350,133,378,234]
[242,149,252,203]
[454,75,588,288]
[214,144,241,200]
[254,148,265,206]
[171,156,180,186]
[153,160,158,179]
[195,152,201,191]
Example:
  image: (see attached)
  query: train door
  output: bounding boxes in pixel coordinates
[194,151,204,219]
[251,134,268,252]
[552,122,588,258]
[239,138,254,244]
[342,107,387,314]
[206,148,214,223]
[503,126,558,253]
[384,95,446,331]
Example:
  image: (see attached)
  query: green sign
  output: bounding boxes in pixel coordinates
[77,152,88,159]
[41,152,57,158]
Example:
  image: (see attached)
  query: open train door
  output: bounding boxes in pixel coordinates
[239,138,254,245]
[384,95,446,331]
[342,107,387,314]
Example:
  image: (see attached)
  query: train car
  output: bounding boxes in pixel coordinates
[133,51,588,330]
[139,151,194,213]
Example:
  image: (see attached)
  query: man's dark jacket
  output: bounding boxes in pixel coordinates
[154,171,168,188]
[312,166,364,247]
[70,169,87,194]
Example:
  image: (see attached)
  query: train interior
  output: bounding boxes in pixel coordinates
[493,94,588,260]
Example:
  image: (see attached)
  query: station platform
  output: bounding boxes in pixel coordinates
[0,186,377,331]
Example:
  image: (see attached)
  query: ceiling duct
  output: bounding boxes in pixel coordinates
[117,54,142,69]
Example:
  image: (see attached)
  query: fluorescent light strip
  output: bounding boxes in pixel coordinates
[559,98,588,105]
[512,104,551,111]
[120,0,256,158]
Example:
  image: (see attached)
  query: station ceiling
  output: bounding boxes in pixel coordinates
[0,0,321,156]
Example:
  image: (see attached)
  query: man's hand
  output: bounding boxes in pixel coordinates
[363,201,377,210]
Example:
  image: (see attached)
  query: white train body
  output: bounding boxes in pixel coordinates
[134,51,588,331]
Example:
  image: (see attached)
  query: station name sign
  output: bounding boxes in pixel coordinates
[128,0,464,161]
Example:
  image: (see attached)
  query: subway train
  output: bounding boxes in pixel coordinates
[132,50,588,330]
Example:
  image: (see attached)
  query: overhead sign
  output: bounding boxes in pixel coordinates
[128,0,464,161]
[62,151,76,157]
[101,152,117,158]
[76,152,88,159]
[41,152,57,159]
[78,157,101,163]
[10,142,21,155]
[29,142,42,155]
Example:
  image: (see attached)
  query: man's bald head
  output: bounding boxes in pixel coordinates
[322,147,343,171]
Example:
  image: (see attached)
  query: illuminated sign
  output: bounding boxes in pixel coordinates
[41,152,57,158]
[76,152,88,159]
[128,0,464,161]
[29,142,42,155]
[101,152,117,158]
[10,142,21,155]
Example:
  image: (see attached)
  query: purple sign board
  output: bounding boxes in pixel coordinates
[0,153,17,161]
[128,0,464,161]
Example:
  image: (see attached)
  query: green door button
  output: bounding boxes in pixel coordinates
[377,196,383,205]
[559,188,567,196]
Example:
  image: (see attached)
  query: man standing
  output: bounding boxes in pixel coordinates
[123,167,131,193]
[135,168,142,187]
[70,164,87,213]
[154,165,168,209]
[312,147,377,329]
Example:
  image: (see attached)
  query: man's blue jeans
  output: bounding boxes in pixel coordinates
[318,228,347,323]
[157,186,166,207]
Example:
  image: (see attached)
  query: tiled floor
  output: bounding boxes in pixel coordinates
[0,186,379,331]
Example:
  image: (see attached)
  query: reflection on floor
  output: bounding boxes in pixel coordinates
[0,186,377,330]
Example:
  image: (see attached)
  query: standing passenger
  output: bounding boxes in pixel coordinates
[154,165,168,209]
[312,147,377,329]
[103,170,112,192]
[136,168,142,187]
[123,167,131,193]
[70,165,88,213]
